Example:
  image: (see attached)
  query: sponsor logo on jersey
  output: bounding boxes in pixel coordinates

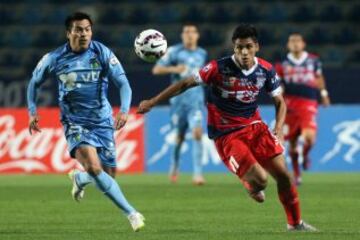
[110,56,120,65]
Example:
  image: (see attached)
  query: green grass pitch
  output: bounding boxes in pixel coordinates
[0,173,359,240]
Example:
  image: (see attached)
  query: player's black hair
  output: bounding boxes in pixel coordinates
[288,31,306,41]
[232,23,258,43]
[65,12,93,31]
[182,22,198,31]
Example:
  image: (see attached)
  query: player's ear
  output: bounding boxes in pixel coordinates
[255,42,259,52]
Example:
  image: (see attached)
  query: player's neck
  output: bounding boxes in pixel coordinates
[234,56,255,70]
[292,51,305,59]
[184,43,197,50]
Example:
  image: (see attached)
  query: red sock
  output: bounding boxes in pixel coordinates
[289,151,300,178]
[278,185,301,226]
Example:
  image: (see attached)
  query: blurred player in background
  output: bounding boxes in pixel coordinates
[152,24,207,185]
[138,24,316,231]
[276,33,331,185]
[27,12,145,231]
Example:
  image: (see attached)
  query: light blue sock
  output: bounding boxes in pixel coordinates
[192,139,203,177]
[170,143,182,173]
[91,171,136,215]
[75,172,93,188]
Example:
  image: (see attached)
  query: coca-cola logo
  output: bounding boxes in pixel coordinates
[0,110,144,173]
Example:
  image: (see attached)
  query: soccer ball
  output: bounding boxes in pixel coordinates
[134,29,167,63]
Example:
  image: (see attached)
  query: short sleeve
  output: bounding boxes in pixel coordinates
[265,67,282,97]
[194,60,218,85]
[106,50,126,80]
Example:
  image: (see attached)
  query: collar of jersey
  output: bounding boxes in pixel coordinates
[231,55,258,76]
[287,51,308,65]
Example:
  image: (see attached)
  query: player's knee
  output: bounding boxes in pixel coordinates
[193,128,202,141]
[176,135,185,144]
[86,163,102,176]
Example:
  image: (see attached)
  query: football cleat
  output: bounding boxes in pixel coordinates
[192,175,206,186]
[295,176,303,186]
[287,221,318,232]
[128,212,145,232]
[169,166,179,183]
[68,169,85,202]
[249,190,265,203]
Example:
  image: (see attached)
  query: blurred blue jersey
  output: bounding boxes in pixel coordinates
[156,43,207,108]
[27,41,132,128]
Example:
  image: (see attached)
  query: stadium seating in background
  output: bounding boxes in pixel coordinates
[0,0,359,91]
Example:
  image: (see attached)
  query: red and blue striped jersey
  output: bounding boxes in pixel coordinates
[276,51,322,101]
[194,55,281,139]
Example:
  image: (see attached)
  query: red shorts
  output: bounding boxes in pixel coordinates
[214,122,284,177]
[284,96,318,140]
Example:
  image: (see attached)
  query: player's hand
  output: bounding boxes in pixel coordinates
[173,65,187,74]
[137,99,155,114]
[273,126,284,143]
[29,115,41,135]
[114,112,128,130]
[321,96,331,107]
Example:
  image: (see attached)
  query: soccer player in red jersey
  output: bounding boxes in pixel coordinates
[138,24,316,231]
[276,33,331,185]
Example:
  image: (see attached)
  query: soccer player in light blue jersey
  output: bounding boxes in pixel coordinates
[27,12,145,232]
[152,24,207,185]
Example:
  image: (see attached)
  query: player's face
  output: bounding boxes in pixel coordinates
[67,19,92,52]
[287,35,306,54]
[181,26,199,48]
[233,38,259,69]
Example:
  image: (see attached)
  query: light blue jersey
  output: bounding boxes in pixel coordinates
[27,41,132,165]
[156,43,207,109]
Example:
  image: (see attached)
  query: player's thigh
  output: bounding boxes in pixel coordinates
[301,127,317,145]
[215,132,259,179]
[75,145,102,175]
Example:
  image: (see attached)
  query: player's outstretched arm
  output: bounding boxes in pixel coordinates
[272,94,287,141]
[152,65,187,75]
[137,76,199,114]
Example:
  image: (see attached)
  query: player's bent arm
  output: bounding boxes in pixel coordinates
[27,71,47,134]
[316,74,331,106]
[111,74,132,130]
[272,94,287,138]
[152,65,185,75]
[112,74,132,114]
[137,76,199,113]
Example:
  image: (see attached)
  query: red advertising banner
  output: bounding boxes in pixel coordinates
[0,108,144,174]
